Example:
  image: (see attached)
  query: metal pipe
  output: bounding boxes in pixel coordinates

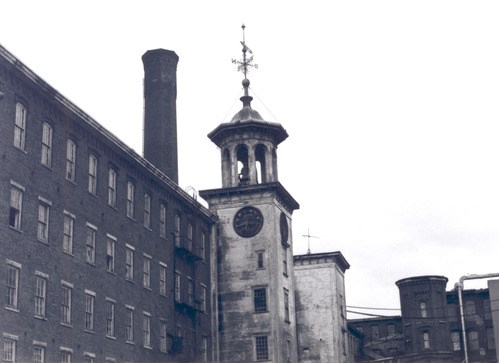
[455,273,499,363]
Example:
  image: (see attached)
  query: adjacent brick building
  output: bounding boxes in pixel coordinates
[0,43,217,363]
[349,276,497,362]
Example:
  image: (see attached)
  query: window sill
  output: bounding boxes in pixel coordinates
[126,216,135,222]
[126,341,135,346]
[253,310,269,314]
[41,163,52,171]
[5,306,19,313]
[126,278,135,283]
[107,270,117,276]
[143,286,152,291]
[86,261,96,266]
[84,329,96,334]
[144,345,152,350]
[108,204,117,211]
[37,238,49,245]
[34,315,47,321]
[144,226,152,232]
[65,178,77,186]
[106,335,116,340]
[8,226,23,234]
[60,322,73,328]
[63,251,75,257]
[13,145,27,154]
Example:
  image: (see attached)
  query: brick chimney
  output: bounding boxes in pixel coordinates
[142,49,179,184]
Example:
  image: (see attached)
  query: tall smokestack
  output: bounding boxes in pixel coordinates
[142,49,179,184]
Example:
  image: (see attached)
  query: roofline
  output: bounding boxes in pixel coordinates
[0,43,217,223]
[293,251,350,271]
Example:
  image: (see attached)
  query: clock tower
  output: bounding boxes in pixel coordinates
[200,26,300,363]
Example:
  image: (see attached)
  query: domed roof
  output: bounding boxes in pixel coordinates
[230,95,264,123]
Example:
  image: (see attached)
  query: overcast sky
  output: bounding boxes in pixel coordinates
[2,1,499,318]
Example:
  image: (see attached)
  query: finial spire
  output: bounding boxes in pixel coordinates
[232,24,258,97]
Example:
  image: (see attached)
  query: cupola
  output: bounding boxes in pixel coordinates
[207,26,288,188]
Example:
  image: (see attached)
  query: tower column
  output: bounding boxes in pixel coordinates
[248,144,257,184]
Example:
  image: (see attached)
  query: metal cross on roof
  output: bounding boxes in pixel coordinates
[302,228,319,255]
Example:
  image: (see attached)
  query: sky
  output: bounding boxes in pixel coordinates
[2,1,499,319]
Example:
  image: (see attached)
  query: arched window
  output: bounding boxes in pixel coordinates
[236,145,249,186]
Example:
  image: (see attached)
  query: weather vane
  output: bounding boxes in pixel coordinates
[232,24,258,81]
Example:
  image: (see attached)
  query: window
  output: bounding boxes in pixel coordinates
[125,306,134,342]
[106,299,115,337]
[422,331,430,349]
[61,282,72,325]
[84,291,95,331]
[159,263,167,296]
[175,272,181,302]
[14,102,27,150]
[34,272,47,318]
[37,199,51,242]
[63,211,75,254]
[160,321,167,353]
[60,348,72,363]
[41,122,52,167]
[465,300,476,321]
[159,203,167,238]
[254,287,267,313]
[187,222,193,250]
[282,247,288,276]
[126,245,134,281]
[9,183,23,230]
[257,251,264,269]
[371,325,379,340]
[66,140,76,182]
[486,327,495,350]
[187,277,194,305]
[143,313,151,348]
[255,335,269,360]
[174,213,181,246]
[108,168,116,207]
[33,344,45,363]
[88,155,98,194]
[484,299,492,320]
[83,352,95,363]
[451,331,461,351]
[200,232,206,260]
[200,284,207,312]
[468,330,479,351]
[143,255,151,289]
[3,336,17,362]
[5,261,20,310]
[144,193,151,229]
[106,235,115,273]
[86,223,96,264]
[126,181,135,218]
[387,323,396,336]
[201,336,208,363]
[420,301,427,318]
[284,288,290,322]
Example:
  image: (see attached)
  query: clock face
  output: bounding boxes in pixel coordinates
[233,206,264,238]
[280,212,289,244]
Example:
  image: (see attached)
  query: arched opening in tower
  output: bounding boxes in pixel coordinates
[236,145,249,186]
[255,144,267,184]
